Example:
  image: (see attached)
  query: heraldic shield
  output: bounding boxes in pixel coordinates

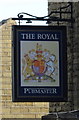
[22,43,58,83]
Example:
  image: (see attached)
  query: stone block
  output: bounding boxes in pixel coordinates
[28,108,41,113]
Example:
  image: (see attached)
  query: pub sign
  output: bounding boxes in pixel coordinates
[12,25,67,102]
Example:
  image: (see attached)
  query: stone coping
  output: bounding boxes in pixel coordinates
[42,110,79,120]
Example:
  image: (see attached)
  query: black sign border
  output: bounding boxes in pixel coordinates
[12,25,67,102]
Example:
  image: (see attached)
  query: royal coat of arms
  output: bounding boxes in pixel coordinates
[22,43,58,83]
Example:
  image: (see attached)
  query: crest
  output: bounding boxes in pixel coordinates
[22,43,58,82]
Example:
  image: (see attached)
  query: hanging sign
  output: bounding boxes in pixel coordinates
[12,25,67,102]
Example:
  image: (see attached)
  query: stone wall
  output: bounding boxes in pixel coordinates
[0,19,49,119]
[0,2,79,119]
[72,2,79,110]
[48,2,79,113]
[0,19,2,120]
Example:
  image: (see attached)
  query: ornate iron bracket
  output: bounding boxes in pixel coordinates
[12,2,74,26]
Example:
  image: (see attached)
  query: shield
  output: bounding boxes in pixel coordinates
[32,60,46,76]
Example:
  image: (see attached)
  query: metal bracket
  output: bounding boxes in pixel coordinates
[12,2,74,26]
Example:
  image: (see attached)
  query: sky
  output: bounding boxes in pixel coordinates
[0,0,48,25]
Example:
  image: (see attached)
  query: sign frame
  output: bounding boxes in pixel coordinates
[12,25,67,102]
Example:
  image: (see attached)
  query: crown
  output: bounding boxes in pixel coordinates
[36,43,43,58]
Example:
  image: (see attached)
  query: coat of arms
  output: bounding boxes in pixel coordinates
[22,43,58,83]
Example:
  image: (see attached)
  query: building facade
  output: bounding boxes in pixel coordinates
[0,19,49,119]
[0,2,79,120]
[48,2,79,113]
